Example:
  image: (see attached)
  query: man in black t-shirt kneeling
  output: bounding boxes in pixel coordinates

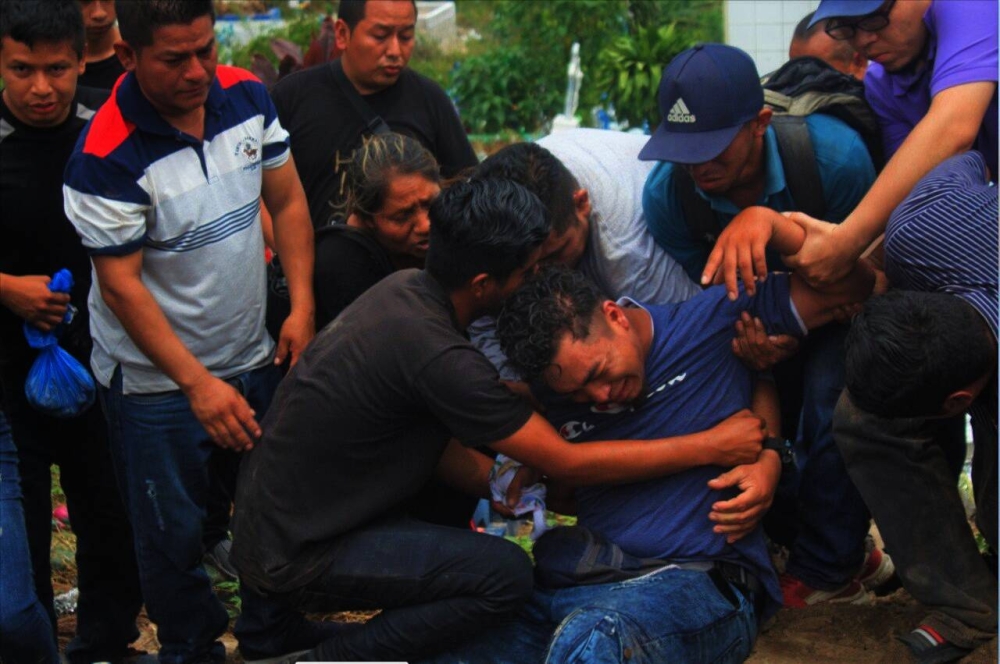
[232,178,767,663]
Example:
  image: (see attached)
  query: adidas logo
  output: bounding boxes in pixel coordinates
[667,98,696,123]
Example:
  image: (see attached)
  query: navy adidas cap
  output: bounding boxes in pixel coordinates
[808,1,886,28]
[639,43,763,164]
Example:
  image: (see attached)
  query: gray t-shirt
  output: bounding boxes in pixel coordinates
[540,128,699,303]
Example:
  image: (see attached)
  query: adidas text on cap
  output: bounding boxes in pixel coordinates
[639,43,764,164]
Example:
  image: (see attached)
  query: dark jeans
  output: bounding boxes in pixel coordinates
[0,358,141,664]
[99,363,289,664]
[768,323,873,589]
[0,410,59,664]
[835,390,997,648]
[264,514,534,662]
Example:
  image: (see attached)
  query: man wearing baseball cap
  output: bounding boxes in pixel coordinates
[641,44,885,609]
[764,0,997,290]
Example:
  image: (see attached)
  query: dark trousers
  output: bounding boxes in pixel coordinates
[0,357,142,664]
[767,323,872,589]
[268,514,534,662]
[835,390,997,648]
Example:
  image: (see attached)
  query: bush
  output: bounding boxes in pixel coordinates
[593,22,695,130]
[450,48,562,134]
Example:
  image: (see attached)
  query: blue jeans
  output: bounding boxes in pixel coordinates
[0,354,141,664]
[100,363,287,664]
[770,323,873,589]
[422,566,757,664]
[0,411,59,664]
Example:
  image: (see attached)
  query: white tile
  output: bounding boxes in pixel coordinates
[728,23,757,53]
[755,1,785,23]
[727,0,757,25]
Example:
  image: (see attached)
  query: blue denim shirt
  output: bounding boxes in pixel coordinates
[643,114,876,282]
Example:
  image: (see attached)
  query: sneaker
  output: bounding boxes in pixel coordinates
[780,572,871,608]
[857,537,896,590]
[898,625,973,664]
[203,538,239,580]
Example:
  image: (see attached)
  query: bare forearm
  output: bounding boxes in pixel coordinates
[100,278,209,391]
[434,438,493,498]
[271,200,315,317]
[839,82,996,256]
[751,379,781,438]
[490,411,763,487]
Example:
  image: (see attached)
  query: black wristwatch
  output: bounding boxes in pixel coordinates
[763,436,795,467]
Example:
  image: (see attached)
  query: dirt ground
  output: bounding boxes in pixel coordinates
[55,591,998,663]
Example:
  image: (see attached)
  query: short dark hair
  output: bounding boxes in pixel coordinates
[845,290,996,417]
[344,132,440,222]
[338,0,418,31]
[475,142,582,236]
[0,0,84,59]
[116,0,214,50]
[425,178,549,290]
[497,265,606,382]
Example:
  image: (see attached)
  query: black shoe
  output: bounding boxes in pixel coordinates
[240,619,348,663]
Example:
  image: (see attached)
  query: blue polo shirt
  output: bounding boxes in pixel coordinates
[64,66,290,393]
[540,275,807,619]
[643,114,876,282]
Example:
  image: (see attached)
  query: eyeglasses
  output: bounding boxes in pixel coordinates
[825,0,896,40]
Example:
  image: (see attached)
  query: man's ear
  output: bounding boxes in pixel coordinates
[114,41,136,72]
[572,188,592,224]
[940,389,976,418]
[602,300,629,331]
[469,273,490,301]
[334,19,352,52]
[754,108,773,135]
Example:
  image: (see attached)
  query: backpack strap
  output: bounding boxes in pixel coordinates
[674,167,724,245]
[770,115,827,220]
[328,60,393,137]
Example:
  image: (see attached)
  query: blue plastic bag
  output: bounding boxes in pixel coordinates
[23,269,96,418]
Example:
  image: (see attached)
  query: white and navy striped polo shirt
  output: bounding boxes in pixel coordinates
[63,66,290,393]
[884,151,999,341]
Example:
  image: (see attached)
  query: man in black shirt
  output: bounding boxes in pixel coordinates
[270,0,477,227]
[231,179,769,663]
[0,2,141,661]
[77,0,125,90]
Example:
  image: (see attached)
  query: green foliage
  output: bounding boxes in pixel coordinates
[220,14,323,69]
[450,0,721,133]
[451,48,562,133]
[412,33,455,89]
[593,22,695,130]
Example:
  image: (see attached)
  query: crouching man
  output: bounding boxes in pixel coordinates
[422,206,879,664]
[230,178,771,663]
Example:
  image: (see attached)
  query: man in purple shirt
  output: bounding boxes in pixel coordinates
[722,0,997,293]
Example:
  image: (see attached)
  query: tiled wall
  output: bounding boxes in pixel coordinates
[725,0,820,76]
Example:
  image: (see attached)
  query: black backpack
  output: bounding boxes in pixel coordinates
[678,56,883,246]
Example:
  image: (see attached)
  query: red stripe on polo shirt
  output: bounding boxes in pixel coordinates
[82,95,136,158]
[216,65,261,89]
